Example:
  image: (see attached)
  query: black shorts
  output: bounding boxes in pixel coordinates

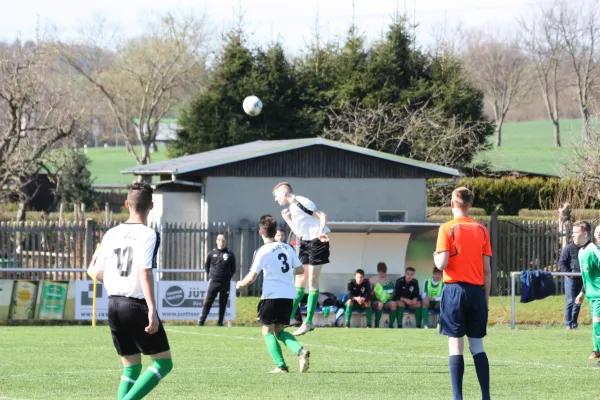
[299,238,330,265]
[108,296,170,356]
[439,282,488,339]
[257,298,293,325]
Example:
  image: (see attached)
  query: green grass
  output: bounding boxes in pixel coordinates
[85,146,169,185]
[0,323,598,399]
[0,295,597,399]
[476,119,585,176]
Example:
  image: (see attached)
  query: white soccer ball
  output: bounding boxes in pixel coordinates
[243,95,263,117]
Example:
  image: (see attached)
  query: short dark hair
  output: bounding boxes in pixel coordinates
[452,186,472,208]
[259,214,277,238]
[127,183,153,213]
[573,220,592,236]
[432,267,442,274]
[355,269,365,276]
[276,227,286,234]
[406,267,415,273]
[376,262,387,273]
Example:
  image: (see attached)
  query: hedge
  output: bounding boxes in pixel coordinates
[428,177,600,216]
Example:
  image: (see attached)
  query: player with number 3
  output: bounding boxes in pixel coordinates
[236,214,311,373]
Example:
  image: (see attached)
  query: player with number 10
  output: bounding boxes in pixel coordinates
[92,183,173,400]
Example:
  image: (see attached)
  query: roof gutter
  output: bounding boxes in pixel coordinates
[170,174,203,188]
[426,176,461,188]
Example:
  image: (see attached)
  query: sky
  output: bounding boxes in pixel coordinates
[1,0,547,53]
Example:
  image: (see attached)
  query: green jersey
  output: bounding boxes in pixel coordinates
[578,243,600,300]
[423,278,444,300]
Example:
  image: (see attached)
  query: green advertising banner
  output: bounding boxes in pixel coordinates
[36,281,68,320]
[9,280,38,320]
[0,280,15,319]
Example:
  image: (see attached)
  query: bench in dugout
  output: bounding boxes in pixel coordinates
[299,294,440,328]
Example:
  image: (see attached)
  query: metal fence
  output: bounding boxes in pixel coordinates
[0,215,581,297]
[0,219,268,296]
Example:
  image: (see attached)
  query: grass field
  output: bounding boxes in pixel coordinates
[86,146,169,185]
[0,295,599,399]
[476,118,585,176]
[0,324,598,400]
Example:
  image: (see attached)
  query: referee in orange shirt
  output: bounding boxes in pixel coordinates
[434,187,492,400]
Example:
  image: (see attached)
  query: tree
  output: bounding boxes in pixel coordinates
[0,40,86,222]
[53,12,208,178]
[56,150,96,211]
[322,101,489,170]
[171,25,313,157]
[555,0,600,141]
[520,3,566,147]
[463,30,531,147]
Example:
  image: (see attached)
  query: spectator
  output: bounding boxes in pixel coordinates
[275,227,287,243]
[198,233,236,327]
[394,267,423,328]
[370,262,397,328]
[345,269,372,328]
[559,231,587,330]
[421,267,444,329]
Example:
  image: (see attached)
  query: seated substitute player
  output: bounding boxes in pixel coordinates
[393,267,423,328]
[345,269,373,328]
[236,214,311,373]
[573,221,600,363]
[370,262,397,328]
[92,183,173,400]
[273,182,330,336]
[420,267,444,329]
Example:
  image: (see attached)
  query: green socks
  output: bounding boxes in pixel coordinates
[375,309,382,328]
[123,359,173,400]
[421,307,430,328]
[593,322,600,352]
[415,307,423,328]
[264,332,286,368]
[389,308,397,328]
[395,307,404,328]
[305,290,319,325]
[118,364,142,400]
[291,287,305,320]
[365,306,373,326]
[276,331,303,355]
[345,302,353,326]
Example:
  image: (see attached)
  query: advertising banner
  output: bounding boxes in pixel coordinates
[9,280,38,320]
[74,280,109,320]
[36,281,69,320]
[0,280,15,319]
[157,281,236,321]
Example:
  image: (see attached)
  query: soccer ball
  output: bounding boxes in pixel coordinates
[243,95,263,117]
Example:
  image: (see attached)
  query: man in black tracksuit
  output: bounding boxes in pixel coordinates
[559,239,587,329]
[199,234,236,326]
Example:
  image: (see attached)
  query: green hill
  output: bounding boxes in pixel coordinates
[86,145,168,185]
[475,118,585,176]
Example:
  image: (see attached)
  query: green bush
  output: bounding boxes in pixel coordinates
[428,177,600,215]
[518,208,600,221]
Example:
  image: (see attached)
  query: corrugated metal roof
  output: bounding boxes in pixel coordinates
[121,138,460,177]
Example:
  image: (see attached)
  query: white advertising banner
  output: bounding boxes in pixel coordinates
[73,280,236,321]
[74,280,109,320]
[157,281,236,321]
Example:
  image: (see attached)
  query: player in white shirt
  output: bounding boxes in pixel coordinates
[92,183,173,400]
[272,182,330,336]
[237,214,311,373]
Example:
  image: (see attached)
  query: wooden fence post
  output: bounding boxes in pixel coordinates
[489,212,499,296]
[84,218,95,269]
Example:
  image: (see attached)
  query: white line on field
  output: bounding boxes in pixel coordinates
[0,396,32,400]
[166,328,600,371]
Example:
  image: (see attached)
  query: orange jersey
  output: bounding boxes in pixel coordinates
[436,216,492,286]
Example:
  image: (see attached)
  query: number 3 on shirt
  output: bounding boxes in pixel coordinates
[114,247,134,277]
[278,253,290,273]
